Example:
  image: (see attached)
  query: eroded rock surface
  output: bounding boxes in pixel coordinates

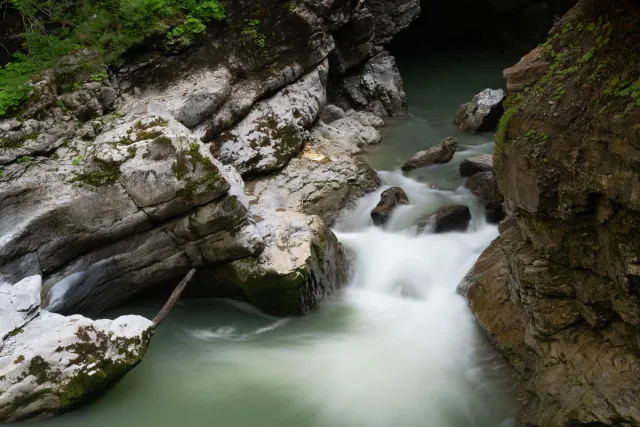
[464,171,505,223]
[401,136,458,171]
[0,276,152,421]
[465,1,640,425]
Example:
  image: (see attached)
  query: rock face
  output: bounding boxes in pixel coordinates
[0,0,420,324]
[464,171,505,223]
[503,46,550,92]
[465,1,640,426]
[366,0,421,44]
[454,89,506,132]
[371,187,410,225]
[0,276,152,421]
[401,136,458,171]
[459,154,494,177]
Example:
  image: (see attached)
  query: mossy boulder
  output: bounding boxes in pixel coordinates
[0,276,153,422]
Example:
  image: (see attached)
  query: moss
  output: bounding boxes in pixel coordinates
[9,327,24,337]
[27,356,52,385]
[135,129,163,141]
[71,163,120,187]
[0,132,40,149]
[135,118,168,130]
[16,155,33,164]
[14,355,25,364]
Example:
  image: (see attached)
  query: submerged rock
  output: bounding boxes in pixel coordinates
[371,187,410,226]
[459,154,494,177]
[453,89,505,132]
[0,276,152,422]
[464,171,505,224]
[401,136,458,171]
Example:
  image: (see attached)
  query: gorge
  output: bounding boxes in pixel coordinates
[1,0,640,425]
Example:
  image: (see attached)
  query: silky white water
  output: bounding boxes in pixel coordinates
[27,52,518,427]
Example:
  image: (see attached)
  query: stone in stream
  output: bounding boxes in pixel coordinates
[453,88,506,132]
[431,205,472,233]
[401,136,458,171]
[0,276,153,422]
[464,171,505,224]
[459,154,494,177]
[371,187,410,225]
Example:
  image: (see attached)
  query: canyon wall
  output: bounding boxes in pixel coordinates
[462,0,640,425]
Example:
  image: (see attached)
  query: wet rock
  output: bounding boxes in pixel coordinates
[503,46,550,92]
[0,276,152,422]
[371,187,410,225]
[464,171,505,223]
[431,205,471,233]
[459,154,494,177]
[336,51,408,118]
[401,136,458,171]
[453,89,505,132]
[205,208,347,316]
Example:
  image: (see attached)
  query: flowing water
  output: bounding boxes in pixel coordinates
[26,51,519,427]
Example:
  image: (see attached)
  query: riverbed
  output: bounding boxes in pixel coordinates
[28,50,519,427]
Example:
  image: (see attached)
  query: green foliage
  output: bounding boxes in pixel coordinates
[242,19,266,49]
[1,0,225,117]
[16,155,33,164]
[72,156,84,166]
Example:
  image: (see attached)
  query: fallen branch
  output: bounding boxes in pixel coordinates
[152,268,195,331]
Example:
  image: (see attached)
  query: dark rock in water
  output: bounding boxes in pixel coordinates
[453,89,505,132]
[401,136,458,171]
[371,187,410,225]
[432,205,471,233]
[465,171,505,223]
[459,154,494,177]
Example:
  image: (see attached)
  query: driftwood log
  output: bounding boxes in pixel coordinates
[152,268,195,331]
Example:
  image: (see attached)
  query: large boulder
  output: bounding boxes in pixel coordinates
[453,89,506,132]
[401,136,458,171]
[431,205,471,233]
[464,171,505,223]
[371,187,410,225]
[0,276,152,421]
[459,154,494,177]
[0,112,264,314]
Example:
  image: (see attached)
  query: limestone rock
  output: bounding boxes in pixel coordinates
[459,154,494,177]
[371,187,410,225]
[453,89,505,132]
[216,60,329,176]
[320,104,347,123]
[337,51,408,118]
[503,46,550,92]
[330,8,375,73]
[401,136,458,171]
[0,113,264,314]
[0,276,152,422]
[464,171,505,224]
[204,208,347,316]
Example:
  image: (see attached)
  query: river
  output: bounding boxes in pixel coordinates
[27,50,519,427]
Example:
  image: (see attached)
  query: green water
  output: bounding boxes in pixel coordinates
[25,51,519,427]
[365,50,516,189]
